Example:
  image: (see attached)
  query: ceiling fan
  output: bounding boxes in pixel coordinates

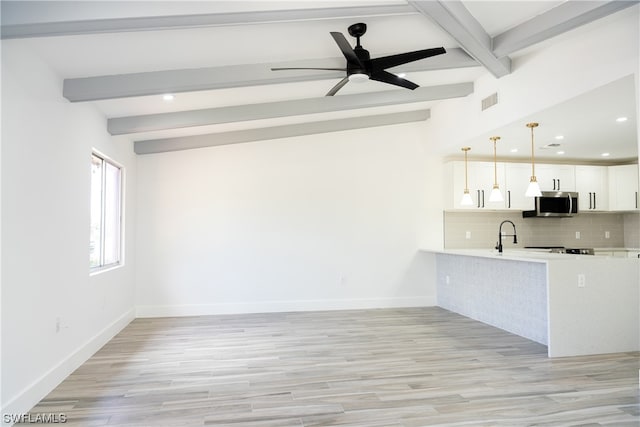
[271,23,446,96]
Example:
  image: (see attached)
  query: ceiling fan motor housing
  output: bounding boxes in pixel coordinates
[348,46,371,77]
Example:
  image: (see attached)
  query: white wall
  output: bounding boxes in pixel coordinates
[0,43,136,419]
[135,123,443,316]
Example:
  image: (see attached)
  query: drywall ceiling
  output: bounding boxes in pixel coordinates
[1,0,637,160]
[459,75,637,164]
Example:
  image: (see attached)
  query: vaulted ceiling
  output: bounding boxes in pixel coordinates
[2,1,637,159]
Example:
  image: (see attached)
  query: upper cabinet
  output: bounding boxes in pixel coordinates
[608,164,639,211]
[446,161,506,209]
[504,163,534,210]
[447,161,639,212]
[575,166,608,211]
[533,164,576,192]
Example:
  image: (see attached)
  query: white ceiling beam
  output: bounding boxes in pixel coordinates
[1,4,416,39]
[63,48,477,102]
[492,0,639,58]
[409,0,511,78]
[134,110,430,155]
[107,82,473,135]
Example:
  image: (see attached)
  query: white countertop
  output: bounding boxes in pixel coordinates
[594,247,640,251]
[422,248,599,263]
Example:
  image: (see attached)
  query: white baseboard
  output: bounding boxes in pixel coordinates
[135,296,437,318]
[1,309,135,425]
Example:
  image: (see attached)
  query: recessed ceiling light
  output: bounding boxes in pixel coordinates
[556,150,565,155]
[555,135,564,140]
[162,94,175,101]
[601,152,610,157]
[616,117,628,122]
[396,73,406,78]
[510,148,518,153]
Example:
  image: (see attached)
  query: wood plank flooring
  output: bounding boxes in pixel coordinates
[30,307,639,426]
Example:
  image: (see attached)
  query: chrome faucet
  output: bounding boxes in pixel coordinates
[496,220,518,253]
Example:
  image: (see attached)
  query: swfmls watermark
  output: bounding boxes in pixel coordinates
[2,413,67,424]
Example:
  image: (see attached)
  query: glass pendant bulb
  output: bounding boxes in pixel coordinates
[489,185,504,202]
[526,177,542,197]
[460,189,474,206]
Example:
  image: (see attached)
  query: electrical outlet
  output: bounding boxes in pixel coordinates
[445,275,450,285]
[577,274,586,288]
[465,231,471,239]
[575,231,581,239]
[605,231,610,239]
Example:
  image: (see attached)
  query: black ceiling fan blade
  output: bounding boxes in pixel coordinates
[370,47,446,71]
[325,76,350,96]
[271,67,347,71]
[369,70,419,90]
[330,32,364,68]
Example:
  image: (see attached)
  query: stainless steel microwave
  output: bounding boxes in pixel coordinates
[522,191,579,217]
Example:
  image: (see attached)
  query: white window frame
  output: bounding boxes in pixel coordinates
[90,151,124,274]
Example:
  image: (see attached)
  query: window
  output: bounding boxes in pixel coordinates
[90,152,123,271]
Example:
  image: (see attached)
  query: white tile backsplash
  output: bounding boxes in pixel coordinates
[444,211,638,249]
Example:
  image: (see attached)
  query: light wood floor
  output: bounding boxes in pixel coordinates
[31,307,639,426]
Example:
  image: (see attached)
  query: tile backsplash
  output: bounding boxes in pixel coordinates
[444,211,640,249]
[624,213,640,248]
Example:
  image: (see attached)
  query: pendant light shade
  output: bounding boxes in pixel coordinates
[526,122,542,197]
[526,177,542,197]
[461,191,474,206]
[489,136,503,202]
[490,186,504,202]
[460,147,474,206]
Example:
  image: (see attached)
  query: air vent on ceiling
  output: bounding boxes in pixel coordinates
[481,92,498,111]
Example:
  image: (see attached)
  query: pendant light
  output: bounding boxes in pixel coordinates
[525,122,542,197]
[460,147,474,206]
[489,136,503,202]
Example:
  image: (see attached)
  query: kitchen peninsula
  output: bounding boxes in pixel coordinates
[423,249,639,357]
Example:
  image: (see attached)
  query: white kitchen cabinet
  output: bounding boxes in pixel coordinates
[446,161,506,209]
[593,250,613,257]
[534,164,576,192]
[594,249,640,257]
[575,165,608,211]
[608,164,639,211]
[504,163,535,210]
